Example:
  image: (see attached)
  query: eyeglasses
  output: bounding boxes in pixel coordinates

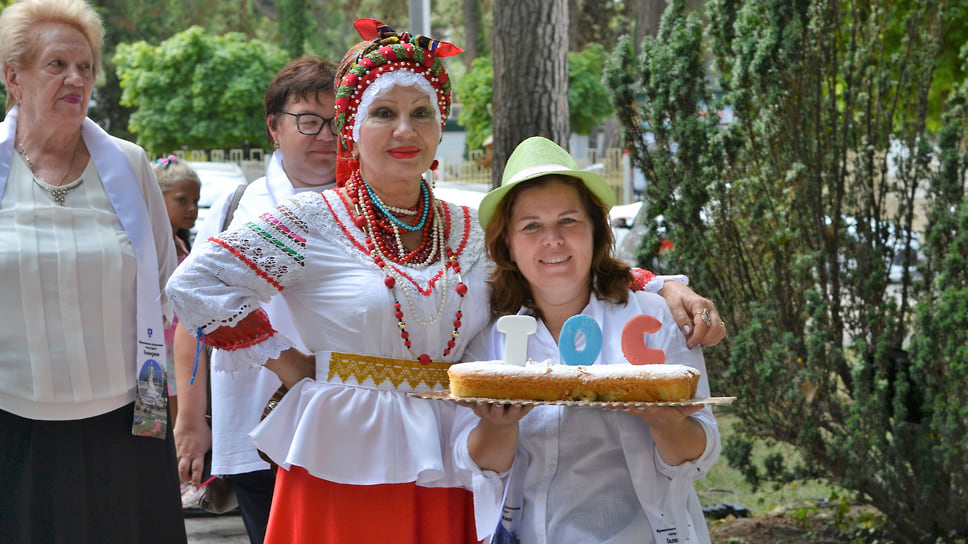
[278,111,338,136]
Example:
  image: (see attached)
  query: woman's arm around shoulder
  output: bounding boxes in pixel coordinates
[651,276,727,348]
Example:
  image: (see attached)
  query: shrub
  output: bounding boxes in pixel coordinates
[605,0,968,540]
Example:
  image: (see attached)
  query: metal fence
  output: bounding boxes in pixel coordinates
[178,145,633,204]
[435,146,630,204]
[173,148,267,182]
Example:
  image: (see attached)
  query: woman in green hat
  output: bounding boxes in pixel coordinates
[474,136,721,544]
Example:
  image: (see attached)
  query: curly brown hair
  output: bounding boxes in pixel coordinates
[484,175,633,320]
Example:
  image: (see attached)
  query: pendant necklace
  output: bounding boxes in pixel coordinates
[19,139,84,206]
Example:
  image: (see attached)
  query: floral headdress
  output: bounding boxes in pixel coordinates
[335,18,462,183]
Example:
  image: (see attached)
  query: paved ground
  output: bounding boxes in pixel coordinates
[184,510,249,543]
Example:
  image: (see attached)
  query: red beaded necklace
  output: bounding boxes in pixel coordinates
[345,171,470,364]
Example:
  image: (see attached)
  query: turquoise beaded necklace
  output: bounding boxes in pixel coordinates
[361,176,430,232]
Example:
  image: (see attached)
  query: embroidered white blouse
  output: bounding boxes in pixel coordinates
[166,188,503,537]
[200,150,334,476]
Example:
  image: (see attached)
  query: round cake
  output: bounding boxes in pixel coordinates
[447,360,701,402]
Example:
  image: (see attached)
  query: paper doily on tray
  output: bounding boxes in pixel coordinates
[410,390,736,407]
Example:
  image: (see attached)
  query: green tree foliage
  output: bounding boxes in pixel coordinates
[573,0,628,50]
[605,0,968,540]
[454,56,494,152]
[278,0,309,59]
[568,43,614,135]
[455,44,614,152]
[922,2,968,131]
[90,0,279,139]
[114,26,286,156]
[301,0,430,72]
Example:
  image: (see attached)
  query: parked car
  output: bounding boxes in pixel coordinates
[433,180,489,209]
[609,201,643,250]
[186,160,250,239]
[611,201,670,266]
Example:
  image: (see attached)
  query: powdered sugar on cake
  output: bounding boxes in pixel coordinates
[453,360,698,380]
[447,360,702,402]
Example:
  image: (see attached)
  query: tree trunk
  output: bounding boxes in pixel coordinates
[491,0,570,188]
[638,0,665,46]
[568,0,579,51]
[250,0,277,20]
[463,0,481,69]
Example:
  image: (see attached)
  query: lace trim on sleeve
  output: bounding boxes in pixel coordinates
[202,308,276,350]
[210,330,295,372]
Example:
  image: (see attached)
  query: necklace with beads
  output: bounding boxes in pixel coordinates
[346,171,469,364]
[18,139,84,206]
[363,179,430,233]
[368,182,438,265]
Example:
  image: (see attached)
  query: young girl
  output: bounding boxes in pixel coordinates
[155,155,200,261]
[154,155,201,427]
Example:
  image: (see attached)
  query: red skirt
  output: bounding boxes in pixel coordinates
[265,465,482,544]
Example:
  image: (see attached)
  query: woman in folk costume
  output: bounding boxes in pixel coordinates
[172,57,340,543]
[167,19,525,543]
[166,18,725,544]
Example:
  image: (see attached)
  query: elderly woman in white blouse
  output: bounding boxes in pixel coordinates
[0,1,184,542]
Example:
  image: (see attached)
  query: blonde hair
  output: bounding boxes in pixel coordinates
[0,0,105,109]
[153,160,201,193]
[154,158,200,251]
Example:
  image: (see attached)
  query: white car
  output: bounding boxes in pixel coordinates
[186,161,250,239]
[433,180,489,209]
[609,201,651,266]
[609,201,644,249]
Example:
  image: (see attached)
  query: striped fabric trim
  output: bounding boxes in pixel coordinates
[247,220,305,263]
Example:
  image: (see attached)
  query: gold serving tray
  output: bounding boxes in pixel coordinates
[410,390,736,408]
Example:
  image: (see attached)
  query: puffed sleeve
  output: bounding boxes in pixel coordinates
[165,193,317,371]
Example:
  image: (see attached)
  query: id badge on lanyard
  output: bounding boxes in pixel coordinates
[645,507,698,544]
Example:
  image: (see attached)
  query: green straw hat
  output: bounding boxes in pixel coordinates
[478,136,615,228]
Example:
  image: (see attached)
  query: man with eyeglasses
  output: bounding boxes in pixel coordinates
[172,57,339,544]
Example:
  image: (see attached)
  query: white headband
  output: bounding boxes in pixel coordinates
[351,70,443,143]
